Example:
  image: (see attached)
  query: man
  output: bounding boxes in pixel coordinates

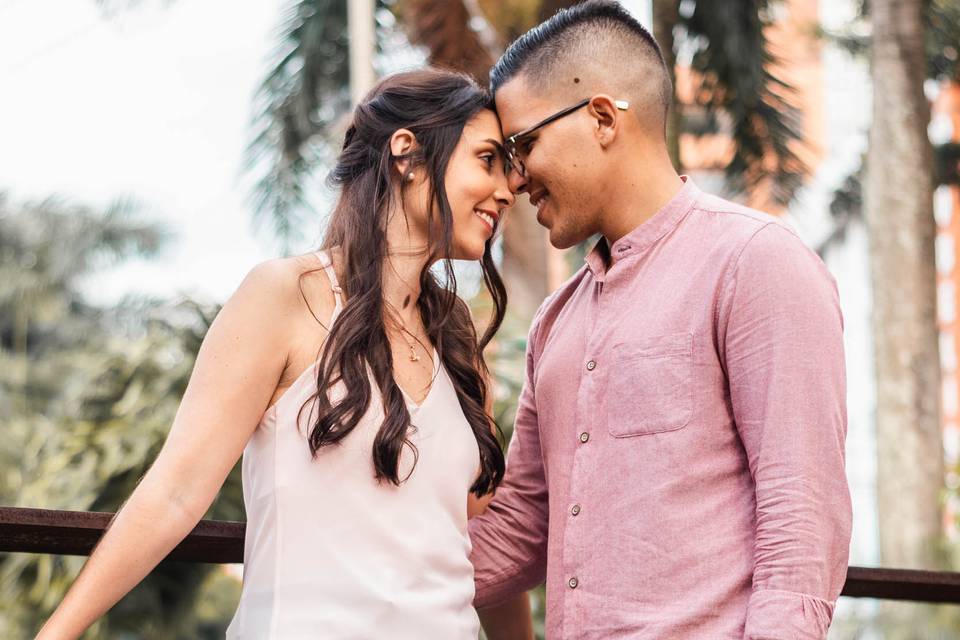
[470,2,853,638]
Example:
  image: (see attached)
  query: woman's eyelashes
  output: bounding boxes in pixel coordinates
[479,147,512,176]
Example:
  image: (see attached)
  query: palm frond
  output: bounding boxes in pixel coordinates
[817,162,864,256]
[0,194,171,355]
[245,0,351,250]
[680,0,808,205]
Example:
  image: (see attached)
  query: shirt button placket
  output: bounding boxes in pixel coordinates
[564,285,603,638]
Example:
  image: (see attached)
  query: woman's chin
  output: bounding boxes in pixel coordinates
[451,241,487,262]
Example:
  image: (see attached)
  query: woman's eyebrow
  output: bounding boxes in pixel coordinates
[483,139,507,155]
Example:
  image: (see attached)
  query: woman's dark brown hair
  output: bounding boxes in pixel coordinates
[298,68,506,497]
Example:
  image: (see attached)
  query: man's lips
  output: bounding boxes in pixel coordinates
[530,189,548,208]
[530,190,551,225]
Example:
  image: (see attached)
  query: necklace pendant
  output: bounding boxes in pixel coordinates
[409,346,420,362]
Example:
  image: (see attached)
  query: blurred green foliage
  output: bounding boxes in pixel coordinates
[0,194,243,639]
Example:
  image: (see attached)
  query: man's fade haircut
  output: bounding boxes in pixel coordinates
[490,0,672,132]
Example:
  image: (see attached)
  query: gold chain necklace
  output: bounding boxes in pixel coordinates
[398,325,421,362]
[385,304,428,363]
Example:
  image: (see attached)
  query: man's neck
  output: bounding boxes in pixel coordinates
[599,160,684,245]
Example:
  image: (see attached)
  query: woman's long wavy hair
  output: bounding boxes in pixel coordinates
[298,68,506,497]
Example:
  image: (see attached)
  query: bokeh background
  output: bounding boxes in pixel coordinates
[2,0,960,638]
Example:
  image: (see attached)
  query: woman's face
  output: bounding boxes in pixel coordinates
[441,109,515,260]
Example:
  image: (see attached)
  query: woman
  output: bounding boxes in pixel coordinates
[37,68,515,639]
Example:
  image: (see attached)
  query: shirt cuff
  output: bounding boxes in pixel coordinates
[743,588,835,640]
[473,567,539,610]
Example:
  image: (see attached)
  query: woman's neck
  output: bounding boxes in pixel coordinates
[382,248,426,324]
[381,207,431,329]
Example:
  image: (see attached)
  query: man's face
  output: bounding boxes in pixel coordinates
[495,77,603,250]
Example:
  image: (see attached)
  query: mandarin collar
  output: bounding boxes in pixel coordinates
[584,176,700,279]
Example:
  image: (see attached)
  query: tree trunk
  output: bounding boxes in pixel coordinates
[652,0,681,171]
[867,0,943,630]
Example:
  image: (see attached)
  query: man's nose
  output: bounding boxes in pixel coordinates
[508,166,528,195]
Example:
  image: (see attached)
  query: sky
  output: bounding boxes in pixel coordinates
[0,0,290,305]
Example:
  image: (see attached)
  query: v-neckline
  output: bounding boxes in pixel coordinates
[397,346,441,411]
[263,342,441,419]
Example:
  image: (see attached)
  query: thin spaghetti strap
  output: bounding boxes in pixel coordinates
[314,250,344,316]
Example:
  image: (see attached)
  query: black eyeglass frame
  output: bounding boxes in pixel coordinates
[503,97,630,177]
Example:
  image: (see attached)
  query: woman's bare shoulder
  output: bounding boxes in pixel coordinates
[236,254,339,323]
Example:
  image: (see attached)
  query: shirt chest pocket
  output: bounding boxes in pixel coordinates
[606,332,693,437]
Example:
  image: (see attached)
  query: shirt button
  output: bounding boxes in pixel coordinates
[579,432,590,443]
[571,504,581,516]
[586,359,596,371]
[568,577,579,589]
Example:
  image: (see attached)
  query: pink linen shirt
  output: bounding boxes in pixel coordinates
[469,177,853,639]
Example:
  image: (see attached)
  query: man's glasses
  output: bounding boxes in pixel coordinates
[504,97,630,178]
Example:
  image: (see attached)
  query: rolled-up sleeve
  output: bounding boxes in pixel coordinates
[717,223,853,640]
[469,308,551,609]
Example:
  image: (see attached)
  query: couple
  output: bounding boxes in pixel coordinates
[38,2,852,639]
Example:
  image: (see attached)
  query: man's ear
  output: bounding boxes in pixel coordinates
[586,95,624,148]
[390,128,418,179]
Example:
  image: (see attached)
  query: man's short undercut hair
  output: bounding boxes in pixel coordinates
[490,0,672,132]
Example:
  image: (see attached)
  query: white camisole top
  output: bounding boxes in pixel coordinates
[225,251,482,639]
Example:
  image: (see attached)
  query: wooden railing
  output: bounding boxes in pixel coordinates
[3,506,960,603]
[0,506,242,564]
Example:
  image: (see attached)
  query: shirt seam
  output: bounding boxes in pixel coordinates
[688,202,793,228]
[713,221,779,345]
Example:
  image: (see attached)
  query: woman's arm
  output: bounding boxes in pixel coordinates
[36,260,303,640]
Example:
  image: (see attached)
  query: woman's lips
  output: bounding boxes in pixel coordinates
[474,208,498,234]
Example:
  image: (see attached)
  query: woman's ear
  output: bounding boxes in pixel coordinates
[390,128,417,180]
